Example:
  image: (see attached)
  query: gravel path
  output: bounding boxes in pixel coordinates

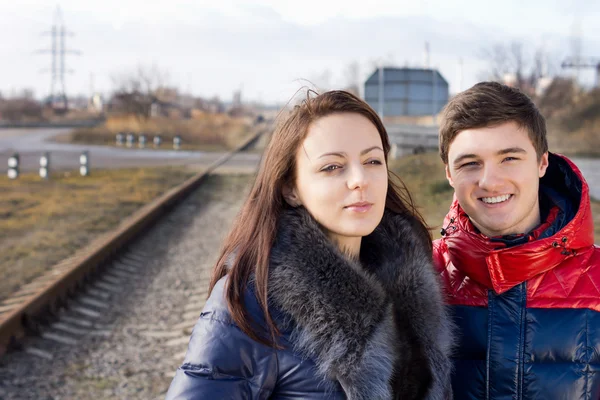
[0,173,252,400]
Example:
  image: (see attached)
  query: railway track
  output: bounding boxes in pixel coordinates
[0,172,252,399]
[0,127,265,358]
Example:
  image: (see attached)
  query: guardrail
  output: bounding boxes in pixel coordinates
[0,119,105,129]
[386,124,439,151]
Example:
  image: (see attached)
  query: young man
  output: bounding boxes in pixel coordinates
[433,81,600,399]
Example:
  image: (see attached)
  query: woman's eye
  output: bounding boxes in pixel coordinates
[321,165,341,172]
[366,159,383,165]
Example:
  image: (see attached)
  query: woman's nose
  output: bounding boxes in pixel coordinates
[347,164,368,190]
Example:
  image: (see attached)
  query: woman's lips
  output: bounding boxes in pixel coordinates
[344,202,373,213]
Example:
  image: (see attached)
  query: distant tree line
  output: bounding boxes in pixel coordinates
[0,90,43,121]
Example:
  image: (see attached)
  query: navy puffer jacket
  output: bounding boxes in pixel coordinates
[433,154,600,399]
[166,277,343,399]
[166,208,454,399]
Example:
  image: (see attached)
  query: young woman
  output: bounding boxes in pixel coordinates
[166,90,454,400]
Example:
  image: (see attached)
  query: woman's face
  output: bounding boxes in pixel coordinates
[287,112,388,253]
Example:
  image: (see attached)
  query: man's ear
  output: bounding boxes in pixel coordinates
[282,183,301,207]
[538,152,549,178]
[445,164,455,188]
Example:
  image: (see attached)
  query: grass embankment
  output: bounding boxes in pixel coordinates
[389,153,453,240]
[548,120,600,159]
[389,152,600,242]
[0,167,195,302]
[58,113,255,152]
[543,87,600,158]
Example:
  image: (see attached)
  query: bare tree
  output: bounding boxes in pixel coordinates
[343,61,361,96]
[0,98,43,121]
[479,41,554,93]
[110,65,170,120]
[537,77,577,118]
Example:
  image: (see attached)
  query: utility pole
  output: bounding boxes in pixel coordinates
[458,57,464,92]
[378,64,384,118]
[36,6,81,110]
[570,16,583,83]
[432,67,437,125]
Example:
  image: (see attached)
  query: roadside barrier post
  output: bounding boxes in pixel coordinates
[173,135,181,150]
[7,153,19,179]
[126,133,135,148]
[153,135,161,148]
[80,151,90,176]
[139,134,147,149]
[39,152,50,180]
[116,132,124,146]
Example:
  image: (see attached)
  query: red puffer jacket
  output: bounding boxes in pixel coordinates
[433,153,600,400]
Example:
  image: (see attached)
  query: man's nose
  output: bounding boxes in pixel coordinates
[478,164,504,191]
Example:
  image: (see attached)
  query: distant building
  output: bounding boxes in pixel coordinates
[364,67,449,120]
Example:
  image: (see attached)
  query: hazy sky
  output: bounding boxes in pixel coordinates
[0,0,599,104]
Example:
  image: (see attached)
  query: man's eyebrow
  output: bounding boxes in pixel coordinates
[497,147,527,155]
[318,146,384,159]
[453,147,528,165]
[453,153,478,165]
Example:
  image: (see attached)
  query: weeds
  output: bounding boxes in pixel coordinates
[0,167,195,301]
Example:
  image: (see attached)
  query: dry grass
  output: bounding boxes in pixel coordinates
[60,114,255,151]
[546,89,600,158]
[390,152,600,242]
[0,167,195,302]
[548,119,600,158]
[389,152,454,239]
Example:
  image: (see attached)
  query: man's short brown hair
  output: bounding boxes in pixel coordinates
[439,81,548,164]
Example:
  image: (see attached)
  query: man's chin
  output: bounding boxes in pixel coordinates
[470,218,515,237]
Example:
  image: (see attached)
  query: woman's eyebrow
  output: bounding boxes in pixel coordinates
[361,146,384,155]
[318,146,384,159]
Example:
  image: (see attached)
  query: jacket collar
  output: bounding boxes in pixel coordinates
[267,207,452,399]
[441,153,595,294]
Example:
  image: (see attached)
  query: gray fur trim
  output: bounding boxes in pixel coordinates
[268,208,455,400]
[337,308,396,399]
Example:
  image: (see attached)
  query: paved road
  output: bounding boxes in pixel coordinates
[0,128,261,173]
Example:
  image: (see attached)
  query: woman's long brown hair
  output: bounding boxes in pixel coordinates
[208,90,431,348]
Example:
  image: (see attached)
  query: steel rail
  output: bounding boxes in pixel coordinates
[0,127,266,356]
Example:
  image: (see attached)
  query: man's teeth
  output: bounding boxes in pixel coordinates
[481,194,511,204]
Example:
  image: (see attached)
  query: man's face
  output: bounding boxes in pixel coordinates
[445,121,549,237]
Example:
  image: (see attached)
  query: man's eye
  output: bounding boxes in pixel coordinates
[503,157,518,162]
[460,161,478,168]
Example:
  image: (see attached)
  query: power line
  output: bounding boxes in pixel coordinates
[562,57,600,87]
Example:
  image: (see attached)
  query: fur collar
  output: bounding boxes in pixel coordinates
[268,207,454,400]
